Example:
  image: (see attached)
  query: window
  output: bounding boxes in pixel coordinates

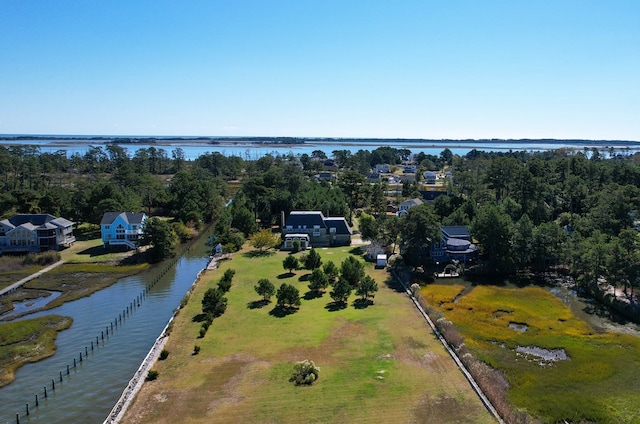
[104,225,110,230]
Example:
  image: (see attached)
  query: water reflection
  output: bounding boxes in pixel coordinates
[0,240,211,424]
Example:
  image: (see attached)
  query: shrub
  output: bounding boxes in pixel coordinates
[159,349,169,360]
[289,359,320,386]
[146,370,159,381]
[198,326,207,338]
[22,251,61,266]
[193,345,201,355]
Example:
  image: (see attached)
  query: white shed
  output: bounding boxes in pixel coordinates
[376,254,388,268]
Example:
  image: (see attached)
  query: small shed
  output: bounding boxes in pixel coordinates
[376,254,388,268]
[213,243,223,256]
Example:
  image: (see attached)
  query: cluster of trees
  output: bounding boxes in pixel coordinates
[200,269,235,337]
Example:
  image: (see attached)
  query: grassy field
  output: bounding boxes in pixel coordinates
[421,284,640,423]
[0,314,72,387]
[123,246,495,423]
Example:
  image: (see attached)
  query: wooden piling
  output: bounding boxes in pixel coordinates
[26,403,29,415]
[44,386,47,397]
[52,378,55,390]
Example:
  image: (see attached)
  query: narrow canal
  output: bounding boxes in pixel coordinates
[0,237,211,424]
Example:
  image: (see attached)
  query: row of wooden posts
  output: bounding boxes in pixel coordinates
[13,255,182,424]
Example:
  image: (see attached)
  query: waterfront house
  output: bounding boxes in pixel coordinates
[100,212,147,249]
[430,226,478,263]
[281,211,352,250]
[0,214,75,254]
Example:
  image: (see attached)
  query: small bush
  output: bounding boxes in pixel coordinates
[193,345,201,355]
[146,370,159,381]
[289,359,320,386]
[199,326,207,338]
[159,349,169,360]
[22,251,61,266]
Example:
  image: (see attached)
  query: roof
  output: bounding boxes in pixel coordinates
[101,212,147,225]
[441,226,471,239]
[399,198,423,208]
[324,217,353,235]
[1,214,74,230]
[285,211,327,228]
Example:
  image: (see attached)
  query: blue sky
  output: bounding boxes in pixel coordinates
[1,1,638,140]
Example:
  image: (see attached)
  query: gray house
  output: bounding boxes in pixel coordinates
[0,214,75,254]
[282,211,352,250]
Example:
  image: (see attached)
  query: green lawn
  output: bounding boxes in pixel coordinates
[422,284,640,423]
[123,246,494,424]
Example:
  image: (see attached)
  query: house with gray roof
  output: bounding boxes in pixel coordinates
[282,211,352,250]
[430,226,478,263]
[0,214,75,254]
[100,212,147,249]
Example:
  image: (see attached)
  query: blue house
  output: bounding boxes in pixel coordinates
[430,226,478,263]
[100,212,147,249]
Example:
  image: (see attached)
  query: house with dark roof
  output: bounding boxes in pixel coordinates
[430,226,478,263]
[100,212,147,250]
[0,214,75,254]
[281,211,352,250]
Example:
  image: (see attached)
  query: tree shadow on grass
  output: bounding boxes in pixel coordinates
[192,313,209,323]
[277,272,295,279]
[353,298,374,309]
[242,250,276,258]
[247,299,271,309]
[303,290,324,300]
[383,275,407,294]
[349,247,364,256]
[269,305,298,318]
[324,301,348,312]
[298,273,310,282]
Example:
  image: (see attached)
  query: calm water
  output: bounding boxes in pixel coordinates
[0,239,211,424]
[3,138,639,160]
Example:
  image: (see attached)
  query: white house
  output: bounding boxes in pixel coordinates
[0,214,75,254]
[396,198,424,216]
[100,212,147,249]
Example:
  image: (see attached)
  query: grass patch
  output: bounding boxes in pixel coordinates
[122,247,494,423]
[0,314,72,387]
[424,284,640,423]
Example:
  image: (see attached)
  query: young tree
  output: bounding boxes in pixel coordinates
[250,228,279,251]
[254,278,275,301]
[283,255,300,274]
[202,287,227,318]
[330,277,352,305]
[340,255,365,287]
[276,283,301,308]
[308,268,329,294]
[323,260,339,283]
[303,248,322,270]
[356,275,378,301]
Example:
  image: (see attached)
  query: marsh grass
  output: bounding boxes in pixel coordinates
[0,314,72,387]
[123,246,494,424]
[421,284,640,423]
[15,263,148,313]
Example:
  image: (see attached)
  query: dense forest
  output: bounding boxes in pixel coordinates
[2,143,640,303]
